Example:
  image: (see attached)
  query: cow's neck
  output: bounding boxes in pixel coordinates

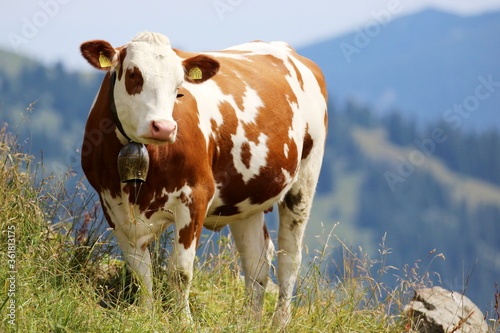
[109,71,133,142]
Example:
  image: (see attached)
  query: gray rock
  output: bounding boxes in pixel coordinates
[404,286,488,333]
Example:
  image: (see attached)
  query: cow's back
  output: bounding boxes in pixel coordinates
[174,41,327,225]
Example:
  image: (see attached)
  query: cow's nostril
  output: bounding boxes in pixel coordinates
[152,121,160,134]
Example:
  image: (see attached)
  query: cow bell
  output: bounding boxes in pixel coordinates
[117,142,149,183]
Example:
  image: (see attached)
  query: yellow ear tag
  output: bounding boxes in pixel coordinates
[99,52,112,68]
[188,67,202,80]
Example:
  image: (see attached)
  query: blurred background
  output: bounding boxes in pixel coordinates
[1,0,499,314]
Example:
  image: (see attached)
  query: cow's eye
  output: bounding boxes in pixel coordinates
[176,93,184,98]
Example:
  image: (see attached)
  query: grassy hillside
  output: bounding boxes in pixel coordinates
[311,104,500,316]
[1,46,499,331]
[4,126,496,331]
[352,127,500,209]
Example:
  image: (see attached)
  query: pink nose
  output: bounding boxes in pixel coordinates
[150,120,177,142]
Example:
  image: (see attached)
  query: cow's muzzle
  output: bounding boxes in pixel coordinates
[149,120,177,143]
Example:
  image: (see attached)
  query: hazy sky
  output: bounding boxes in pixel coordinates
[1,0,500,70]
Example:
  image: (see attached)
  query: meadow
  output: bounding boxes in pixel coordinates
[1,125,498,332]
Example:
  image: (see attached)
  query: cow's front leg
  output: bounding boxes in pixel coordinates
[114,229,154,307]
[168,199,206,322]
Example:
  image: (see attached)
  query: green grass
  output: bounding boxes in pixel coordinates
[1,125,499,332]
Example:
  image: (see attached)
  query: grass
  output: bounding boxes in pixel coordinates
[1,124,499,332]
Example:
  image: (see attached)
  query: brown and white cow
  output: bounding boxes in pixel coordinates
[80,32,327,325]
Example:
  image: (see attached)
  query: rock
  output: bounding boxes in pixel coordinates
[404,286,488,333]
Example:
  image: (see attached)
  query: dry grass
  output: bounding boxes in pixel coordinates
[1,124,499,332]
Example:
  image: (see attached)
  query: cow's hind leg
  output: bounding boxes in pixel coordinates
[275,157,323,326]
[229,212,274,317]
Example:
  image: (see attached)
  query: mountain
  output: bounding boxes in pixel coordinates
[298,9,500,130]
[0,49,102,173]
[308,102,500,314]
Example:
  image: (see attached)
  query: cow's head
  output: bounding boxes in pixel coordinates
[81,32,219,144]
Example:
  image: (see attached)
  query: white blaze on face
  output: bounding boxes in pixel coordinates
[113,32,184,144]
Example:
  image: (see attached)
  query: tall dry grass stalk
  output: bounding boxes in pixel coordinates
[1,122,499,332]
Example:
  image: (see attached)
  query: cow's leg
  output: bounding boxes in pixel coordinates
[168,200,206,322]
[229,213,274,317]
[275,156,323,326]
[114,229,154,307]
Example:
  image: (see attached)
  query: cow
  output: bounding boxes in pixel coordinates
[80,31,327,326]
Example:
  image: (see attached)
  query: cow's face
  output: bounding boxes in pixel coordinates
[81,32,219,145]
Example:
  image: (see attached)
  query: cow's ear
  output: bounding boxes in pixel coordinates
[182,55,220,84]
[80,40,117,71]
